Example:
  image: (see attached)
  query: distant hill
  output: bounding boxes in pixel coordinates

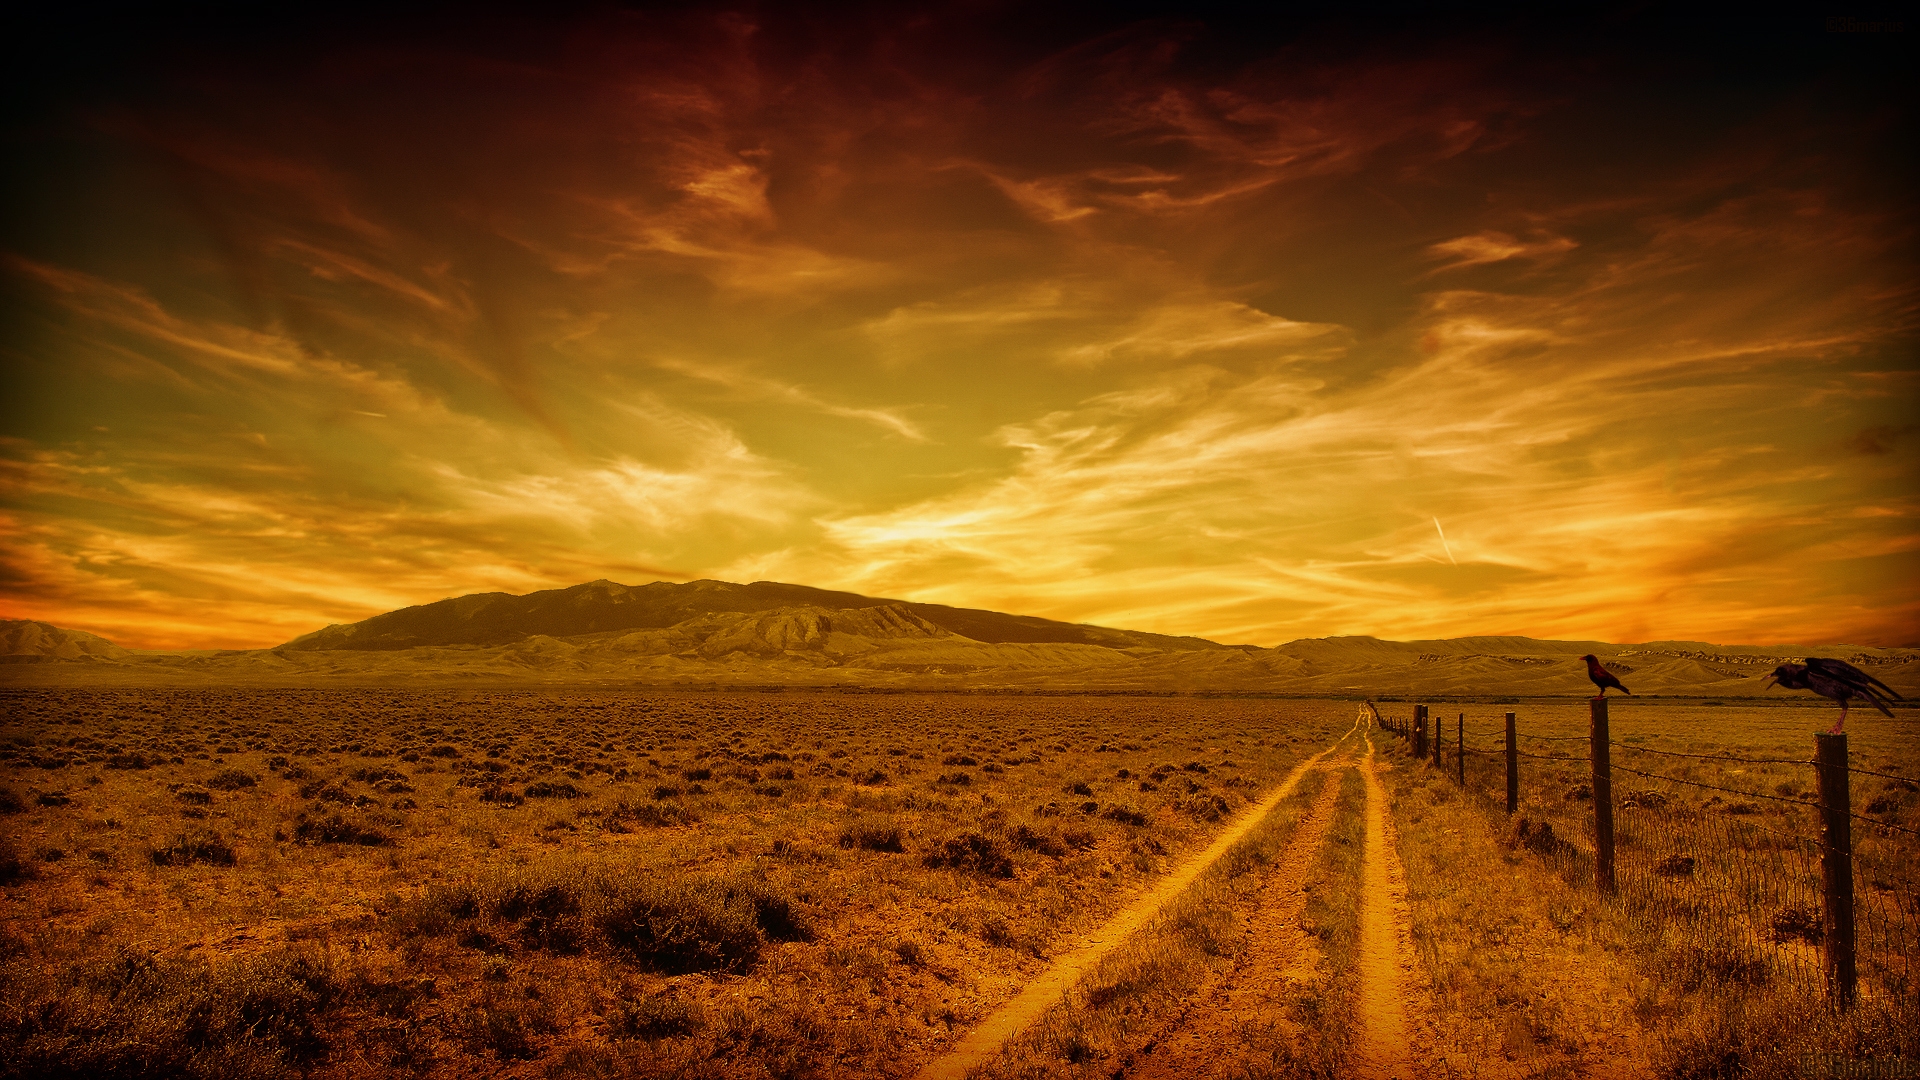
[280,579,1231,654]
[0,619,131,663]
[3,581,1915,697]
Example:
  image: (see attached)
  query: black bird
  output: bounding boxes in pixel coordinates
[1581,654,1631,698]
[1765,658,1903,734]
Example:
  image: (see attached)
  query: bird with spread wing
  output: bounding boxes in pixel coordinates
[1765,658,1903,733]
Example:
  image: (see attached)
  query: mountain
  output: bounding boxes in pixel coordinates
[280,579,1231,654]
[4,581,1916,697]
[0,619,132,663]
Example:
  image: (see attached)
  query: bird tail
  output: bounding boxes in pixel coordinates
[1863,688,1896,717]
[1861,670,1904,702]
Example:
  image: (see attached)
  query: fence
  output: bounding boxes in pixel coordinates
[1377,698,1919,1008]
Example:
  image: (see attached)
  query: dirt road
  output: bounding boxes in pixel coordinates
[1352,734,1426,1078]
[911,716,1465,1080]
[911,728,1355,1080]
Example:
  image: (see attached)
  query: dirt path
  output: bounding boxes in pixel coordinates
[1352,734,1427,1079]
[1123,752,1352,1079]
[911,729,1356,1080]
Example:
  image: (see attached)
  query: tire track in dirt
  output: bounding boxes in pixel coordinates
[1121,750,1354,1079]
[912,727,1358,1080]
[1353,733,1427,1079]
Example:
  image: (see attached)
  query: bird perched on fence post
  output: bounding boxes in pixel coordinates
[1581,654,1631,698]
[1764,658,1903,733]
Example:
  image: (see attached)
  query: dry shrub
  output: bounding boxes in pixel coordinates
[1768,906,1822,945]
[605,802,695,831]
[1177,793,1231,822]
[837,816,904,853]
[1663,941,1770,991]
[464,987,556,1060]
[1007,823,1066,857]
[0,788,22,815]
[292,814,391,846]
[1503,816,1570,857]
[205,769,257,791]
[613,991,703,1040]
[922,832,1013,877]
[390,861,810,975]
[1654,854,1696,877]
[523,780,581,799]
[0,947,338,1078]
[0,838,31,885]
[477,785,523,807]
[149,829,237,867]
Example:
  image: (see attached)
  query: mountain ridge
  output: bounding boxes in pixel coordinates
[4,578,1915,696]
[281,578,1233,654]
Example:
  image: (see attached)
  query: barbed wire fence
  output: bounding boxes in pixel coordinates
[1373,701,1918,1007]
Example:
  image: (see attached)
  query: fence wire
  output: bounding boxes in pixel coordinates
[1385,712,1919,1003]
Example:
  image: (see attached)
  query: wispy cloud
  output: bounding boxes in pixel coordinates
[650,358,928,441]
[1426,231,1577,273]
[2,8,1913,649]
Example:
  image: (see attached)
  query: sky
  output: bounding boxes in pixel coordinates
[1,4,1915,651]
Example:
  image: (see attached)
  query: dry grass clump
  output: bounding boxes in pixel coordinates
[838,815,905,852]
[203,768,256,791]
[922,832,1015,877]
[0,839,30,886]
[393,859,810,974]
[290,813,391,846]
[0,947,339,1079]
[148,830,237,867]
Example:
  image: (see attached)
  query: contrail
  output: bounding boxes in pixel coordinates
[1433,516,1457,566]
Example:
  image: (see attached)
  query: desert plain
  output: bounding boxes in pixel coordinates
[2,583,1917,1079]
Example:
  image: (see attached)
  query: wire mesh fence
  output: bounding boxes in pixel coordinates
[1376,702,1919,1006]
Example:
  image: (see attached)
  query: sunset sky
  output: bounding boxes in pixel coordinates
[2,5,1914,650]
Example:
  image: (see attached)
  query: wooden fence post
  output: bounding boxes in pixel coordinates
[1457,713,1465,785]
[1815,732,1857,1007]
[1414,704,1427,759]
[1504,712,1518,815]
[1432,706,1443,768]
[1591,696,1614,894]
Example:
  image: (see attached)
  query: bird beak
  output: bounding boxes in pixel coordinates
[1762,675,1777,689]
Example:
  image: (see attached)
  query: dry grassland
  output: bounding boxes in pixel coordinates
[3,691,1915,1080]
[1378,700,1919,1079]
[0,688,1347,1079]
